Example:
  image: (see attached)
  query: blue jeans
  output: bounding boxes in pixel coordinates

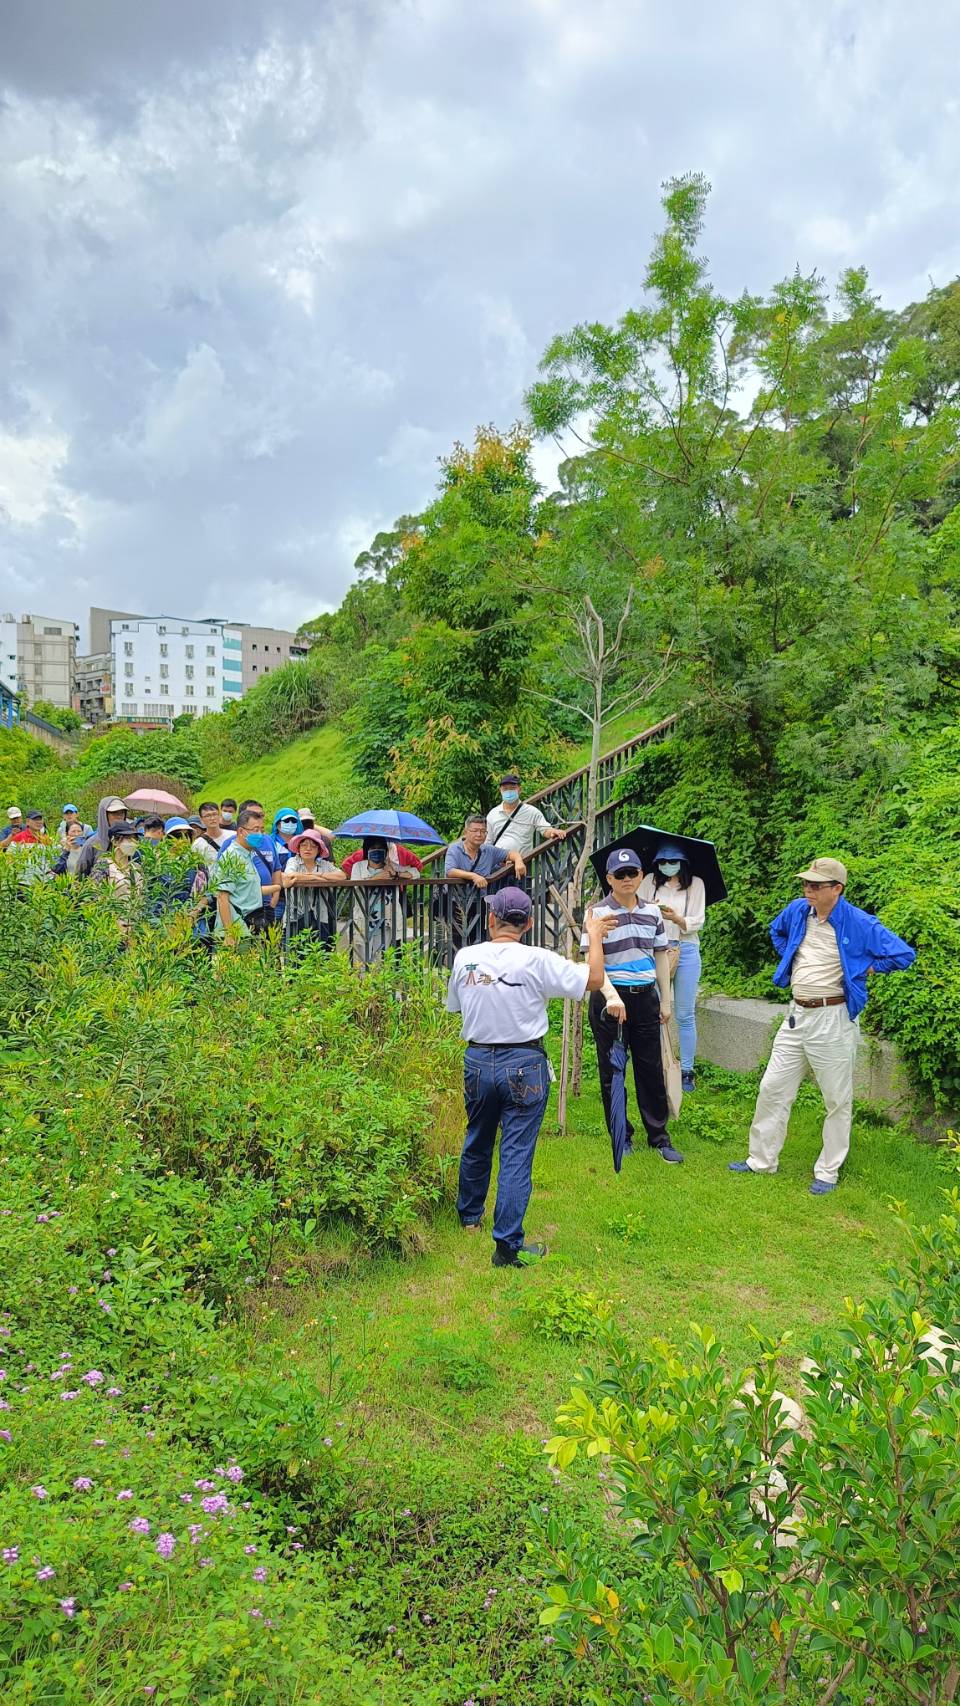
[457,1045,550,1249]
[674,939,702,1072]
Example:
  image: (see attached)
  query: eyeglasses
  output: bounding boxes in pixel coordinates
[802,880,838,890]
[610,868,640,879]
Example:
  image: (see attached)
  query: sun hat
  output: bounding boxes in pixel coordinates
[652,843,687,864]
[606,847,642,875]
[163,817,191,836]
[485,885,532,922]
[296,806,315,822]
[796,857,847,885]
[289,828,329,856]
[101,797,126,813]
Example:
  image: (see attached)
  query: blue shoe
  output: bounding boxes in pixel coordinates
[728,1160,753,1173]
[809,1180,837,1196]
[658,1144,684,1164]
[681,1071,695,1093]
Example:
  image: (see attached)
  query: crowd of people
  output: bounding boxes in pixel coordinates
[0,771,573,955]
[4,775,917,1270]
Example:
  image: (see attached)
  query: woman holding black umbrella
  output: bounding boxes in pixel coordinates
[639,844,706,1094]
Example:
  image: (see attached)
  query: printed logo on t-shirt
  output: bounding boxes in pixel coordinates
[462,963,522,988]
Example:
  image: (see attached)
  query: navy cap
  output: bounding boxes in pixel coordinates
[485,885,532,921]
[606,847,642,875]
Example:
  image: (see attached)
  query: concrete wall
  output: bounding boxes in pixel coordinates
[684,993,926,1126]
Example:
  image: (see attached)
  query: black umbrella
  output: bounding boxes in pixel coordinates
[590,823,728,906]
[608,1026,631,1175]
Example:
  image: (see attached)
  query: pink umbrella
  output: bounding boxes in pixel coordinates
[124,788,187,814]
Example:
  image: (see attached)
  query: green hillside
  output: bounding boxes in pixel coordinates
[202,711,658,827]
[201,722,359,825]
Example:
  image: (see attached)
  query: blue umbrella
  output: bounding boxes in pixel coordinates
[609,1025,631,1174]
[332,809,445,845]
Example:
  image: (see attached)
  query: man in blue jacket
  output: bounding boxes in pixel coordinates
[729,857,915,1195]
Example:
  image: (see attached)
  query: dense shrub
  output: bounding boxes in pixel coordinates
[533,1147,960,1704]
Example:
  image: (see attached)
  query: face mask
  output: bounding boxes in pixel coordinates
[659,861,681,877]
[501,790,519,804]
[367,850,387,867]
[278,821,297,836]
[246,832,269,850]
[118,839,138,856]
[221,813,235,824]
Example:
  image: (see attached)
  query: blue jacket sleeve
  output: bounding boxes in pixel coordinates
[864,916,916,973]
[769,903,794,956]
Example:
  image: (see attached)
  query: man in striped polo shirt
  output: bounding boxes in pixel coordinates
[582,846,683,1165]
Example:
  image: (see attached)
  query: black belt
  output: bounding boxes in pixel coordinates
[465,1039,545,1052]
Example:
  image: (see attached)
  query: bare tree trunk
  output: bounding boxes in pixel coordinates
[569,637,604,1098]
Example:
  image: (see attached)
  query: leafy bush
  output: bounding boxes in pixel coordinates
[522,1280,619,1344]
[533,1148,960,1704]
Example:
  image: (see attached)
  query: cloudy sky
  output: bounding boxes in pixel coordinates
[1,0,958,650]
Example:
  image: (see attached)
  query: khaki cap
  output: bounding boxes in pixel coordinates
[796,856,847,885]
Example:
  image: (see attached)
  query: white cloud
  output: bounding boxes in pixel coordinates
[0,0,958,637]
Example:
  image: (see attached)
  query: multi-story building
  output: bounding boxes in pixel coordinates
[0,613,79,709]
[73,653,114,725]
[89,607,144,656]
[110,616,245,723]
[235,624,309,691]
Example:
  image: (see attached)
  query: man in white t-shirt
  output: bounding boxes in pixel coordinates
[446,885,612,1267]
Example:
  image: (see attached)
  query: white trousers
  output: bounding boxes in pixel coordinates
[747,1005,859,1184]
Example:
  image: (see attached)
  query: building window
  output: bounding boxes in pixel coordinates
[206,686,215,698]
[158,625,166,635]
[185,684,194,697]
[181,626,189,636]
[160,665,169,679]
[206,645,215,656]
[159,684,169,696]
[252,665,257,673]
[124,642,133,656]
[159,643,168,657]
[43,626,62,636]
[206,666,215,677]
[124,663,134,678]
[185,644,194,658]
[185,665,194,679]
[121,702,137,714]
[252,643,257,651]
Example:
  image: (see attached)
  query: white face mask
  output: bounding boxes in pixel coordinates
[118,839,138,856]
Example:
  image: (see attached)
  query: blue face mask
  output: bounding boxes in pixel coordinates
[246,832,270,851]
[501,790,519,804]
[659,861,681,877]
[277,820,297,836]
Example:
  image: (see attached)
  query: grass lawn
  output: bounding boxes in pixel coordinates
[281,1052,946,1491]
[201,721,357,820]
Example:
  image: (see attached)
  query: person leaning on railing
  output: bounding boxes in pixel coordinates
[281,827,346,951]
[444,813,525,949]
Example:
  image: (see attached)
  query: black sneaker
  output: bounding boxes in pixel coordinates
[681,1070,696,1093]
[658,1144,684,1165]
[492,1240,547,1268]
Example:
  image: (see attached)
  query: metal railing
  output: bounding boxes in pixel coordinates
[281,713,678,968]
[282,781,655,970]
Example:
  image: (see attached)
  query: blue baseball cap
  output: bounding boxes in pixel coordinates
[62,804,79,814]
[164,816,191,836]
[606,847,642,875]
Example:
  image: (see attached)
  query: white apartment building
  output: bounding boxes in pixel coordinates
[112,617,244,722]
